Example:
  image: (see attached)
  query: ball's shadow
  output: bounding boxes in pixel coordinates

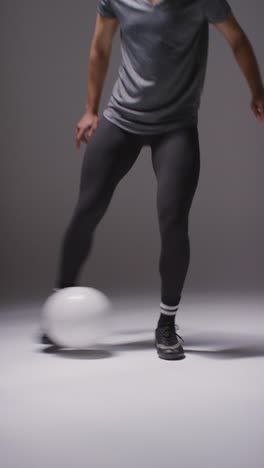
[37,337,155,359]
[40,345,113,360]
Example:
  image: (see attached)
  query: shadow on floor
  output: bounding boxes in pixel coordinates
[38,346,114,360]
[183,330,264,359]
[37,339,155,359]
[37,329,264,360]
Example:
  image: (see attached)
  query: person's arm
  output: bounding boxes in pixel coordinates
[75,13,119,149]
[213,13,264,123]
[85,13,119,114]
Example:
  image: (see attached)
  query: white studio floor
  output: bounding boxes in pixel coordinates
[0,292,263,468]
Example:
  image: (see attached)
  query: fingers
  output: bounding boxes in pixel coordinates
[251,100,264,123]
[255,106,264,122]
[74,112,99,149]
[257,103,264,121]
[82,126,95,144]
[75,126,81,150]
[75,125,92,150]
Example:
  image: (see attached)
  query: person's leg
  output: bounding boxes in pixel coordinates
[150,125,200,359]
[53,115,144,290]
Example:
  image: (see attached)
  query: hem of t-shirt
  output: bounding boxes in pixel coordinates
[97,6,116,18]
[102,109,198,135]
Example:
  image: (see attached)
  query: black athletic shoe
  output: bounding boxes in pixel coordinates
[155,324,185,360]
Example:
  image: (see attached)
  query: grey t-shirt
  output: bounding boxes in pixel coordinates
[97,0,232,134]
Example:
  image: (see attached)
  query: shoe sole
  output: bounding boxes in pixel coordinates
[156,348,185,361]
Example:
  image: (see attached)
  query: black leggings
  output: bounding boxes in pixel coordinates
[54,115,200,307]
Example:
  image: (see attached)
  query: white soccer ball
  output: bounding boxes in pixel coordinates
[41,287,112,348]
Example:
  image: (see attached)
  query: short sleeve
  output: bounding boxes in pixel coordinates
[97,0,116,18]
[202,0,232,24]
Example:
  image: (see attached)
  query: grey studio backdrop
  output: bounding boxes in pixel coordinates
[1,0,263,304]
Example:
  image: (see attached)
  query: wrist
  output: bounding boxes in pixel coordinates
[251,84,264,99]
[85,103,98,115]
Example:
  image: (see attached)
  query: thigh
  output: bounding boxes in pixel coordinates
[150,126,200,221]
[79,116,143,196]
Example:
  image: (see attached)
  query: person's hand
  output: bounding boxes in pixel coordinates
[75,110,99,150]
[251,88,264,123]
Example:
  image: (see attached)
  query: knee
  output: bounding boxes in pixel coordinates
[158,202,189,232]
[73,185,112,226]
